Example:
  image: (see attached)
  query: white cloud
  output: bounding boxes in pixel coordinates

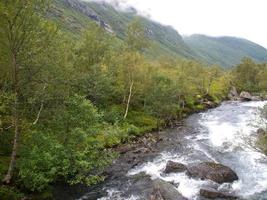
[85,0,267,48]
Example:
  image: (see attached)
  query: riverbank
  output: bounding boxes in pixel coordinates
[0,97,220,200]
[65,100,267,200]
[3,99,267,200]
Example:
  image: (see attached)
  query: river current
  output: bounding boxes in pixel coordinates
[78,101,267,200]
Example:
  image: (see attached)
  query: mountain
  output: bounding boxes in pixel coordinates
[51,0,267,68]
[184,34,267,68]
[51,0,196,59]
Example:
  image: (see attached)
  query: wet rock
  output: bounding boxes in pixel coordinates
[257,128,266,135]
[150,179,188,200]
[228,87,239,100]
[127,175,187,200]
[199,188,238,199]
[240,91,252,101]
[203,101,217,109]
[187,162,238,184]
[150,188,164,200]
[251,96,262,101]
[164,161,187,174]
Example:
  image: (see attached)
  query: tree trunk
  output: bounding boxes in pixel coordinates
[124,81,134,119]
[3,102,19,184]
[3,52,19,184]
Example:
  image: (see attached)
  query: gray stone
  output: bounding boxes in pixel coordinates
[164,161,187,174]
[200,188,238,199]
[187,162,238,184]
[240,91,252,101]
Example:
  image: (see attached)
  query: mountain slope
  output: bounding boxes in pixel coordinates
[184,34,267,68]
[51,0,267,68]
[52,0,196,59]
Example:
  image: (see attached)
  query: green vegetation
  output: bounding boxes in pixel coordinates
[184,34,267,68]
[231,57,267,93]
[0,0,267,199]
[52,0,267,67]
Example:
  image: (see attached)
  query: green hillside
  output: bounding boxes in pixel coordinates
[51,0,267,68]
[52,0,196,60]
[184,34,267,68]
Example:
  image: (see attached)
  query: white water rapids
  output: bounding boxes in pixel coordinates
[97,101,267,200]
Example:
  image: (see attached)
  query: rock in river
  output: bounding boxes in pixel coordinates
[228,86,239,100]
[150,179,188,200]
[240,91,252,101]
[187,162,238,184]
[164,161,187,174]
[199,188,238,199]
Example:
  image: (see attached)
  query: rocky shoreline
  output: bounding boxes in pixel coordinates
[228,86,267,102]
[53,121,241,200]
[53,97,267,200]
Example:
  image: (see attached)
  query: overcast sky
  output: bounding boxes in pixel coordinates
[90,0,267,48]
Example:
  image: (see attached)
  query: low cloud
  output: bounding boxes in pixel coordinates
[82,0,150,17]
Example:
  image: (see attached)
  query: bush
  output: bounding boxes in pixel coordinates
[0,186,24,200]
[127,111,157,132]
[103,105,124,124]
[18,95,113,191]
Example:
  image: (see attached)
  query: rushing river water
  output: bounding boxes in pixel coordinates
[76,101,267,200]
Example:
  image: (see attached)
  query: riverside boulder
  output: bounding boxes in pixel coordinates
[199,188,238,199]
[240,91,252,101]
[150,179,188,200]
[164,161,187,174]
[187,162,238,184]
[228,86,239,100]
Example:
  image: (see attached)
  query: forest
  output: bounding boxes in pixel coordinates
[0,1,267,199]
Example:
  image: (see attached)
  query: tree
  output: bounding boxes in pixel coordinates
[73,24,114,106]
[126,18,150,52]
[19,95,112,191]
[123,19,150,118]
[0,0,54,184]
[257,64,267,91]
[232,57,260,92]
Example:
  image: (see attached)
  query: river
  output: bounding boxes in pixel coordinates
[74,101,267,200]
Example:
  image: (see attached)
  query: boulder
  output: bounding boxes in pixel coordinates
[228,87,239,100]
[150,179,188,200]
[257,128,266,135]
[251,96,262,101]
[240,91,252,101]
[187,162,238,184]
[150,188,165,200]
[203,101,217,109]
[199,188,238,199]
[164,161,187,174]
